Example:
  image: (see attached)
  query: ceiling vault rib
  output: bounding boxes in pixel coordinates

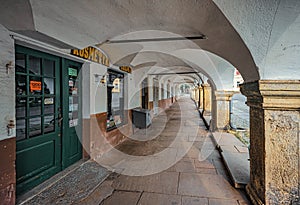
[148,71,199,75]
[107,35,207,44]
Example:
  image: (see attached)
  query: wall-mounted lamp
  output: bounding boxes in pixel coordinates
[94,74,106,86]
[6,61,13,74]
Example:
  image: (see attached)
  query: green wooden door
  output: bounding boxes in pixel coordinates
[15,46,83,195]
[61,59,82,169]
[15,46,62,195]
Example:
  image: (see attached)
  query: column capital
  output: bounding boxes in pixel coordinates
[214,90,238,101]
[201,83,210,88]
[240,80,300,110]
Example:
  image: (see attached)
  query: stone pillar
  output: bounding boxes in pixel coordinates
[192,88,196,101]
[195,87,199,103]
[190,88,194,100]
[241,80,300,205]
[202,83,212,116]
[214,91,235,130]
[199,86,204,109]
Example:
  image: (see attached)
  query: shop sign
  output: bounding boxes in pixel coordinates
[71,47,110,66]
[30,81,41,91]
[68,68,78,76]
[119,66,132,74]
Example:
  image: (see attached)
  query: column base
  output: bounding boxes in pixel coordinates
[202,111,211,116]
[216,124,231,131]
[246,183,264,205]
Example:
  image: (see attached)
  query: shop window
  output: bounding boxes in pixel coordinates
[107,70,125,130]
[15,52,57,140]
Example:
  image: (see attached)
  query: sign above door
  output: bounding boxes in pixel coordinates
[71,47,110,67]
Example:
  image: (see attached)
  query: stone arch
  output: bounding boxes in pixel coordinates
[213,0,300,80]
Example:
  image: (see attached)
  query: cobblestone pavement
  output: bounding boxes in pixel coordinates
[81,97,251,205]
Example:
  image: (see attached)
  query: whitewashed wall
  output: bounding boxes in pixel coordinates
[90,63,108,114]
[0,25,15,140]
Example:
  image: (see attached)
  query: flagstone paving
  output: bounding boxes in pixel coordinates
[88,97,251,205]
[19,97,251,205]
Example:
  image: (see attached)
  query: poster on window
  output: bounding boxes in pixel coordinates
[69,119,78,127]
[112,78,120,93]
[112,95,120,108]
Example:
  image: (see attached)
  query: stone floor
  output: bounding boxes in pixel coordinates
[18,97,251,205]
[82,97,251,205]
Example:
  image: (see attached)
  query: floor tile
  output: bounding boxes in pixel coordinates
[138,192,181,205]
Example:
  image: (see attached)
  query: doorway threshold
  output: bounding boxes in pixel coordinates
[17,159,110,205]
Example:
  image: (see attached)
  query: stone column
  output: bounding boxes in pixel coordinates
[241,80,300,205]
[195,87,199,103]
[214,91,235,130]
[190,88,194,100]
[199,86,204,110]
[202,83,212,116]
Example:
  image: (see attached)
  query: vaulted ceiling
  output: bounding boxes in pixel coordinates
[1,0,298,88]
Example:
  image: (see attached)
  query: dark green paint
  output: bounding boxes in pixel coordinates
[15,45,82,195]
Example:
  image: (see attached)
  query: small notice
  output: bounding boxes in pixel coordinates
[44,98,54,105]
[30,81,42,91]
[69,80,74,87]
[68,68,77,76]
[69,119,78,127]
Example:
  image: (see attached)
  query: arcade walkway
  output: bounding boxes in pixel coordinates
[19,97,251,205]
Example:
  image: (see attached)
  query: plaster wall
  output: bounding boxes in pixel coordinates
[148,75,154,102]
[128,67,148,109]
[0,25,15,141]
[159,82,167,100]
[164,83,168,100]
[82,62,91,119]
[89,63,107,114]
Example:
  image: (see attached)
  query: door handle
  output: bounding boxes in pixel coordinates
[58,117,63,127]
[56,114,63,127]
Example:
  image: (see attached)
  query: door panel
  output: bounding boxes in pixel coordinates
[15,46,61,195]
[16,46,83,195]
[61,59,82,168]
[17,139,56,181]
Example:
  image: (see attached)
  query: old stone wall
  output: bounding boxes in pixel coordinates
[265,110,299,204]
